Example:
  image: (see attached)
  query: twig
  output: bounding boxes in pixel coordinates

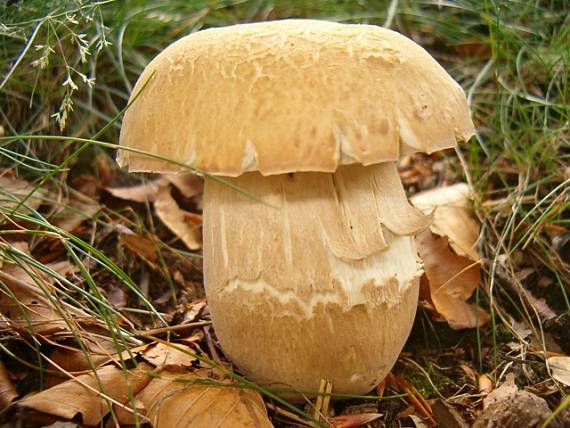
[133,320,211,337]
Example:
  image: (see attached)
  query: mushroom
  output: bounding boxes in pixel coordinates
[118,20,474,395]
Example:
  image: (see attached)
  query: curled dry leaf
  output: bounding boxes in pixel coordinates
[411,183,480,261]
[412,183,489,330]
[106,178,168,203]
[17,363,153,426]
[0,361,17,411]
[141,342,198,371]
[330,413,383,428]
[137,369,273,428]
[155,187,202,250]
[417,231,488,330]
[547,356,570,386]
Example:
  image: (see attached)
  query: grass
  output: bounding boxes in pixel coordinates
[1,0,569,426]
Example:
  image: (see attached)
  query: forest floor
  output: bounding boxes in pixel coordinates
[0,1,569,427]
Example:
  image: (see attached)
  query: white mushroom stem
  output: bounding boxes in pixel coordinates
[203,162,429,395]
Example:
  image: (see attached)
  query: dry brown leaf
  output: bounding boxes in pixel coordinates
[142,342,198,370]
[0,175,48,214]
[119,233,157,264]
[0,361,17,411]
[49,347,109,373]
[478,374,493,397]
[110,396,147,426]
[475,373,551,428]
[547,356,570,386]
[417,231,489,330]
[138,369,273,428]
[18,363,152,426]
[482,373,517,410]
[330,413,383,428]
[106,178,168,203]
[430,399,469,428]
[154,187,201,250]
[51,199,101,233]
[165,174,203,199]
[411,183,480,261]
[0,264,77,335]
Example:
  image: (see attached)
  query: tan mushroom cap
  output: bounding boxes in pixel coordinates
[118,19,474,176]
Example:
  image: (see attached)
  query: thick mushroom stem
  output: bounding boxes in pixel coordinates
[203,162,429,396]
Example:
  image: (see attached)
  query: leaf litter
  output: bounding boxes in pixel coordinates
[411,183,490,330]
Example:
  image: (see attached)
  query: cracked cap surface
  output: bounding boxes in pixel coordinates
[118,19,474,176]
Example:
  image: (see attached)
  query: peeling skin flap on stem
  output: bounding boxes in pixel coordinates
[203,162,424,307]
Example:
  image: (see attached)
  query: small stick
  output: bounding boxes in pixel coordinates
[133,320,211,337]
[203,324,221,364]
[313,379,327,420]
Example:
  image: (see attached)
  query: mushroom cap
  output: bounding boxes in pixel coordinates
[118,19,474,176]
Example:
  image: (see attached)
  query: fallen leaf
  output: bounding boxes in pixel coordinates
[459,364,477,384]
[411,184,489,330]
[110,396,147,426]
[417,231,489,330]
[409,414,430,428]
[142,342,198,370]
[0,361,17,411]
[411,183,480,261]
[138,369,273,428]
[330,413,382,428]
[165,174,203,199]
[482,373,517,409]
[106,178,168,203]
[478,374,493,397]
[0,175,48,214]
[51,198,100,233]
[547,356,570,386]
[119,233,157,264]
[475,373,550,428]
[0,263,78,335]
[18,363,153,426]
[430,399,469,428]
[184,211,203,226]
[154,187,201,250]
[48,347,109,373]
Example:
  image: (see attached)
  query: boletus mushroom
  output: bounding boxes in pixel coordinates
[118,20,474,396]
